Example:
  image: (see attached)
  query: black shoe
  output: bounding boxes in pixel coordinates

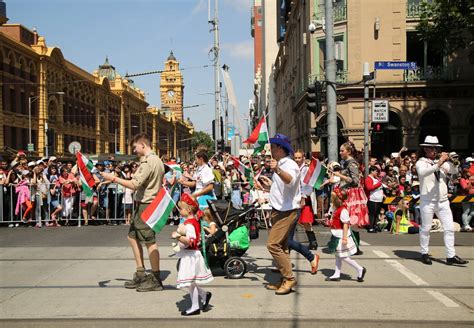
[446,255,469,265]
[325,277,340,282]
[181,309,201,316]
[354,250,364,256]
[357,267,367,282]
[308,243,318,250]
[421,254,432,265]
[202,292,212,311]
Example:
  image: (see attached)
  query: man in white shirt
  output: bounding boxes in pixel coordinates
[260,134,301,295]
[416,136,468,266]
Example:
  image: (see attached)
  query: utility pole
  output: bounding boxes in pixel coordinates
[209,0,221,152]
[325,0,338,162]
[363,62,374,176]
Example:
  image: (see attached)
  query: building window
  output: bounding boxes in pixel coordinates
[9,88,16,113]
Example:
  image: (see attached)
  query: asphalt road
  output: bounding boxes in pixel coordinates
[0,225,473,327]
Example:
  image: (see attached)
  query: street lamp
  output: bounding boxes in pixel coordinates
[28,91,65,153]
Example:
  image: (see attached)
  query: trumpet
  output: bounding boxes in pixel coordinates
[448,153,460,166]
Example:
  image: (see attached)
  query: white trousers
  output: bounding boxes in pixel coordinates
[419,200,455,258]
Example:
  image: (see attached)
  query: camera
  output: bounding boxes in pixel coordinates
[308,22,317,33]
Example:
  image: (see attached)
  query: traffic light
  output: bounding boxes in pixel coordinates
[371,122,384,143]
[306,81,323,115]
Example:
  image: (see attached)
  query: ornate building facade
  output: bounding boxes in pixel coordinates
[0,15,193,159]
[271,0,474,157]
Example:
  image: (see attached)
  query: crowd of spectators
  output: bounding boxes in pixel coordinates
[0,147,473,232]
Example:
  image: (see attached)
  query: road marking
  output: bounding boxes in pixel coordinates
[425,290,459,308]
[385,260,429,286]
[359,240,370,246]
[372,250,390,258]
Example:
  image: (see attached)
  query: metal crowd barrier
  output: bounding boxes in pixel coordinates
[0,182,136,226]
[383,195,474,205]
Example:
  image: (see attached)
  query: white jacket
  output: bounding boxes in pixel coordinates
[415,158,457,202]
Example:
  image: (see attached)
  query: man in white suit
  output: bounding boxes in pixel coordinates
[416,136,468,266]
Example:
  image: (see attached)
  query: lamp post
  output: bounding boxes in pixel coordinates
[28,91,64,153]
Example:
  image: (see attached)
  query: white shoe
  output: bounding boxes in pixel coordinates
[8,224,13,228]
[15,223,19,227]
[463,226,472,232]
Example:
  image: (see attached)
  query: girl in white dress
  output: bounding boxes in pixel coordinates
[173,193,213,316]
[326,188,367,282]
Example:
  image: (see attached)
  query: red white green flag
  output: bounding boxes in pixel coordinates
[232,157,254,187]
[165,161,183,173]
[76,152,95,198]
[303,158,327,190]
[141,187,175,233]
[244,116,268,154]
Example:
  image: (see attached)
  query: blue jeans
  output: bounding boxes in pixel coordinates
[288,212,314,262]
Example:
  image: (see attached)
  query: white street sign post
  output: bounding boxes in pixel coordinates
[372,100,389,123]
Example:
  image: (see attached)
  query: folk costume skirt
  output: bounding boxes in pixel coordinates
[176,249,213,289]
[345,187,369,228]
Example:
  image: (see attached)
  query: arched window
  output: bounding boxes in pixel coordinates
[419,110,450,149]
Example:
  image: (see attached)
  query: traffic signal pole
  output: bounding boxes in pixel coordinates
[363,62,370,176]
[325,0,338,163]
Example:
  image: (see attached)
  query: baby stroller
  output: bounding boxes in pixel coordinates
[203,199,260,279]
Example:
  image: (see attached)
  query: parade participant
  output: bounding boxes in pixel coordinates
[332,141,369,255]
[326,187,367,282]
[364,166,384,233]
[293,150,318,249]
[173,193,213,316]
[179,151,216,210]
[416,136,468,265]
[260,133,301,295]
[101,134,165,291]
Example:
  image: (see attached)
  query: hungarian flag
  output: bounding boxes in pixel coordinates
[232,157,254,187]
[141,187,175,233]
[76,152,95,197]
[165,161,183,173]
[303,158,327,190]
[244,116,268,154]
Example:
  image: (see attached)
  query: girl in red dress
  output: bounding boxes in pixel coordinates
[326,188,367,282]
[173,193,213,316]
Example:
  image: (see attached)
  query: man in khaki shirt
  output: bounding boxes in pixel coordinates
[102,134,165,292]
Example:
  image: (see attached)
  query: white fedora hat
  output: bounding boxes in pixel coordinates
[420,135,442,147]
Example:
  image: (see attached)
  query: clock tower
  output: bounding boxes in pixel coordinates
[160,51,184,120]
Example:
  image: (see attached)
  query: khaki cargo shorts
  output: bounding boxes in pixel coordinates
[128,203,156,244]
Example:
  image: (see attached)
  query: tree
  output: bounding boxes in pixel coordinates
[191,131,214,155]
[417,0,473,57]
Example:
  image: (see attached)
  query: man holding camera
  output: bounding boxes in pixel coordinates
[416,136,468,266]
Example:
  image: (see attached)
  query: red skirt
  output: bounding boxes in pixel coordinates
[298,197,314,224]
[345,187,369,227]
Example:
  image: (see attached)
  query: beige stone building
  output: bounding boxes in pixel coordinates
[0,15,193,158]
[272,0,474,157]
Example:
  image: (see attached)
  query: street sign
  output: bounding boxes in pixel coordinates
[27,143,34,152]
[68,141,81,155]
[375,61,417,70]
[372,100,389,123]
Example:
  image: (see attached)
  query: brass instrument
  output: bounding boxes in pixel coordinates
[448,153,460,166]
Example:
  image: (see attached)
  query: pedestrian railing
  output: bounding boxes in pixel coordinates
[0,183,136,226]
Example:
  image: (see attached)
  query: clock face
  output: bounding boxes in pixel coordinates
[167,90,175,98]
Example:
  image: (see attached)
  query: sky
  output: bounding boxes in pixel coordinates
[7,0,254,137]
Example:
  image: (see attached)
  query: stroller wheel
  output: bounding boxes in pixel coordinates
[224,257,246,279]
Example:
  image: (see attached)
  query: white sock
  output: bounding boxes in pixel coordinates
[342,257,363,276]
[196,285,207,302]
[330,257,342,278]
[188,283,200,312]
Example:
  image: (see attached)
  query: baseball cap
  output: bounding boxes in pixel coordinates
[27,161,36,167]
[49,156,57,161]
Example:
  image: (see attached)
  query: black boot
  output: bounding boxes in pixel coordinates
[305,230,318,250]
[352,231,363,255]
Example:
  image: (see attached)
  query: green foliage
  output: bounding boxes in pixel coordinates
[417,0,473,56]
[191,131,214,155]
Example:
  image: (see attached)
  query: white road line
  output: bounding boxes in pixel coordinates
[385,259,429,286]
[425,290,460,308]
[372,250,390,258]
[372,249,459,308]
[359,240,370,246]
